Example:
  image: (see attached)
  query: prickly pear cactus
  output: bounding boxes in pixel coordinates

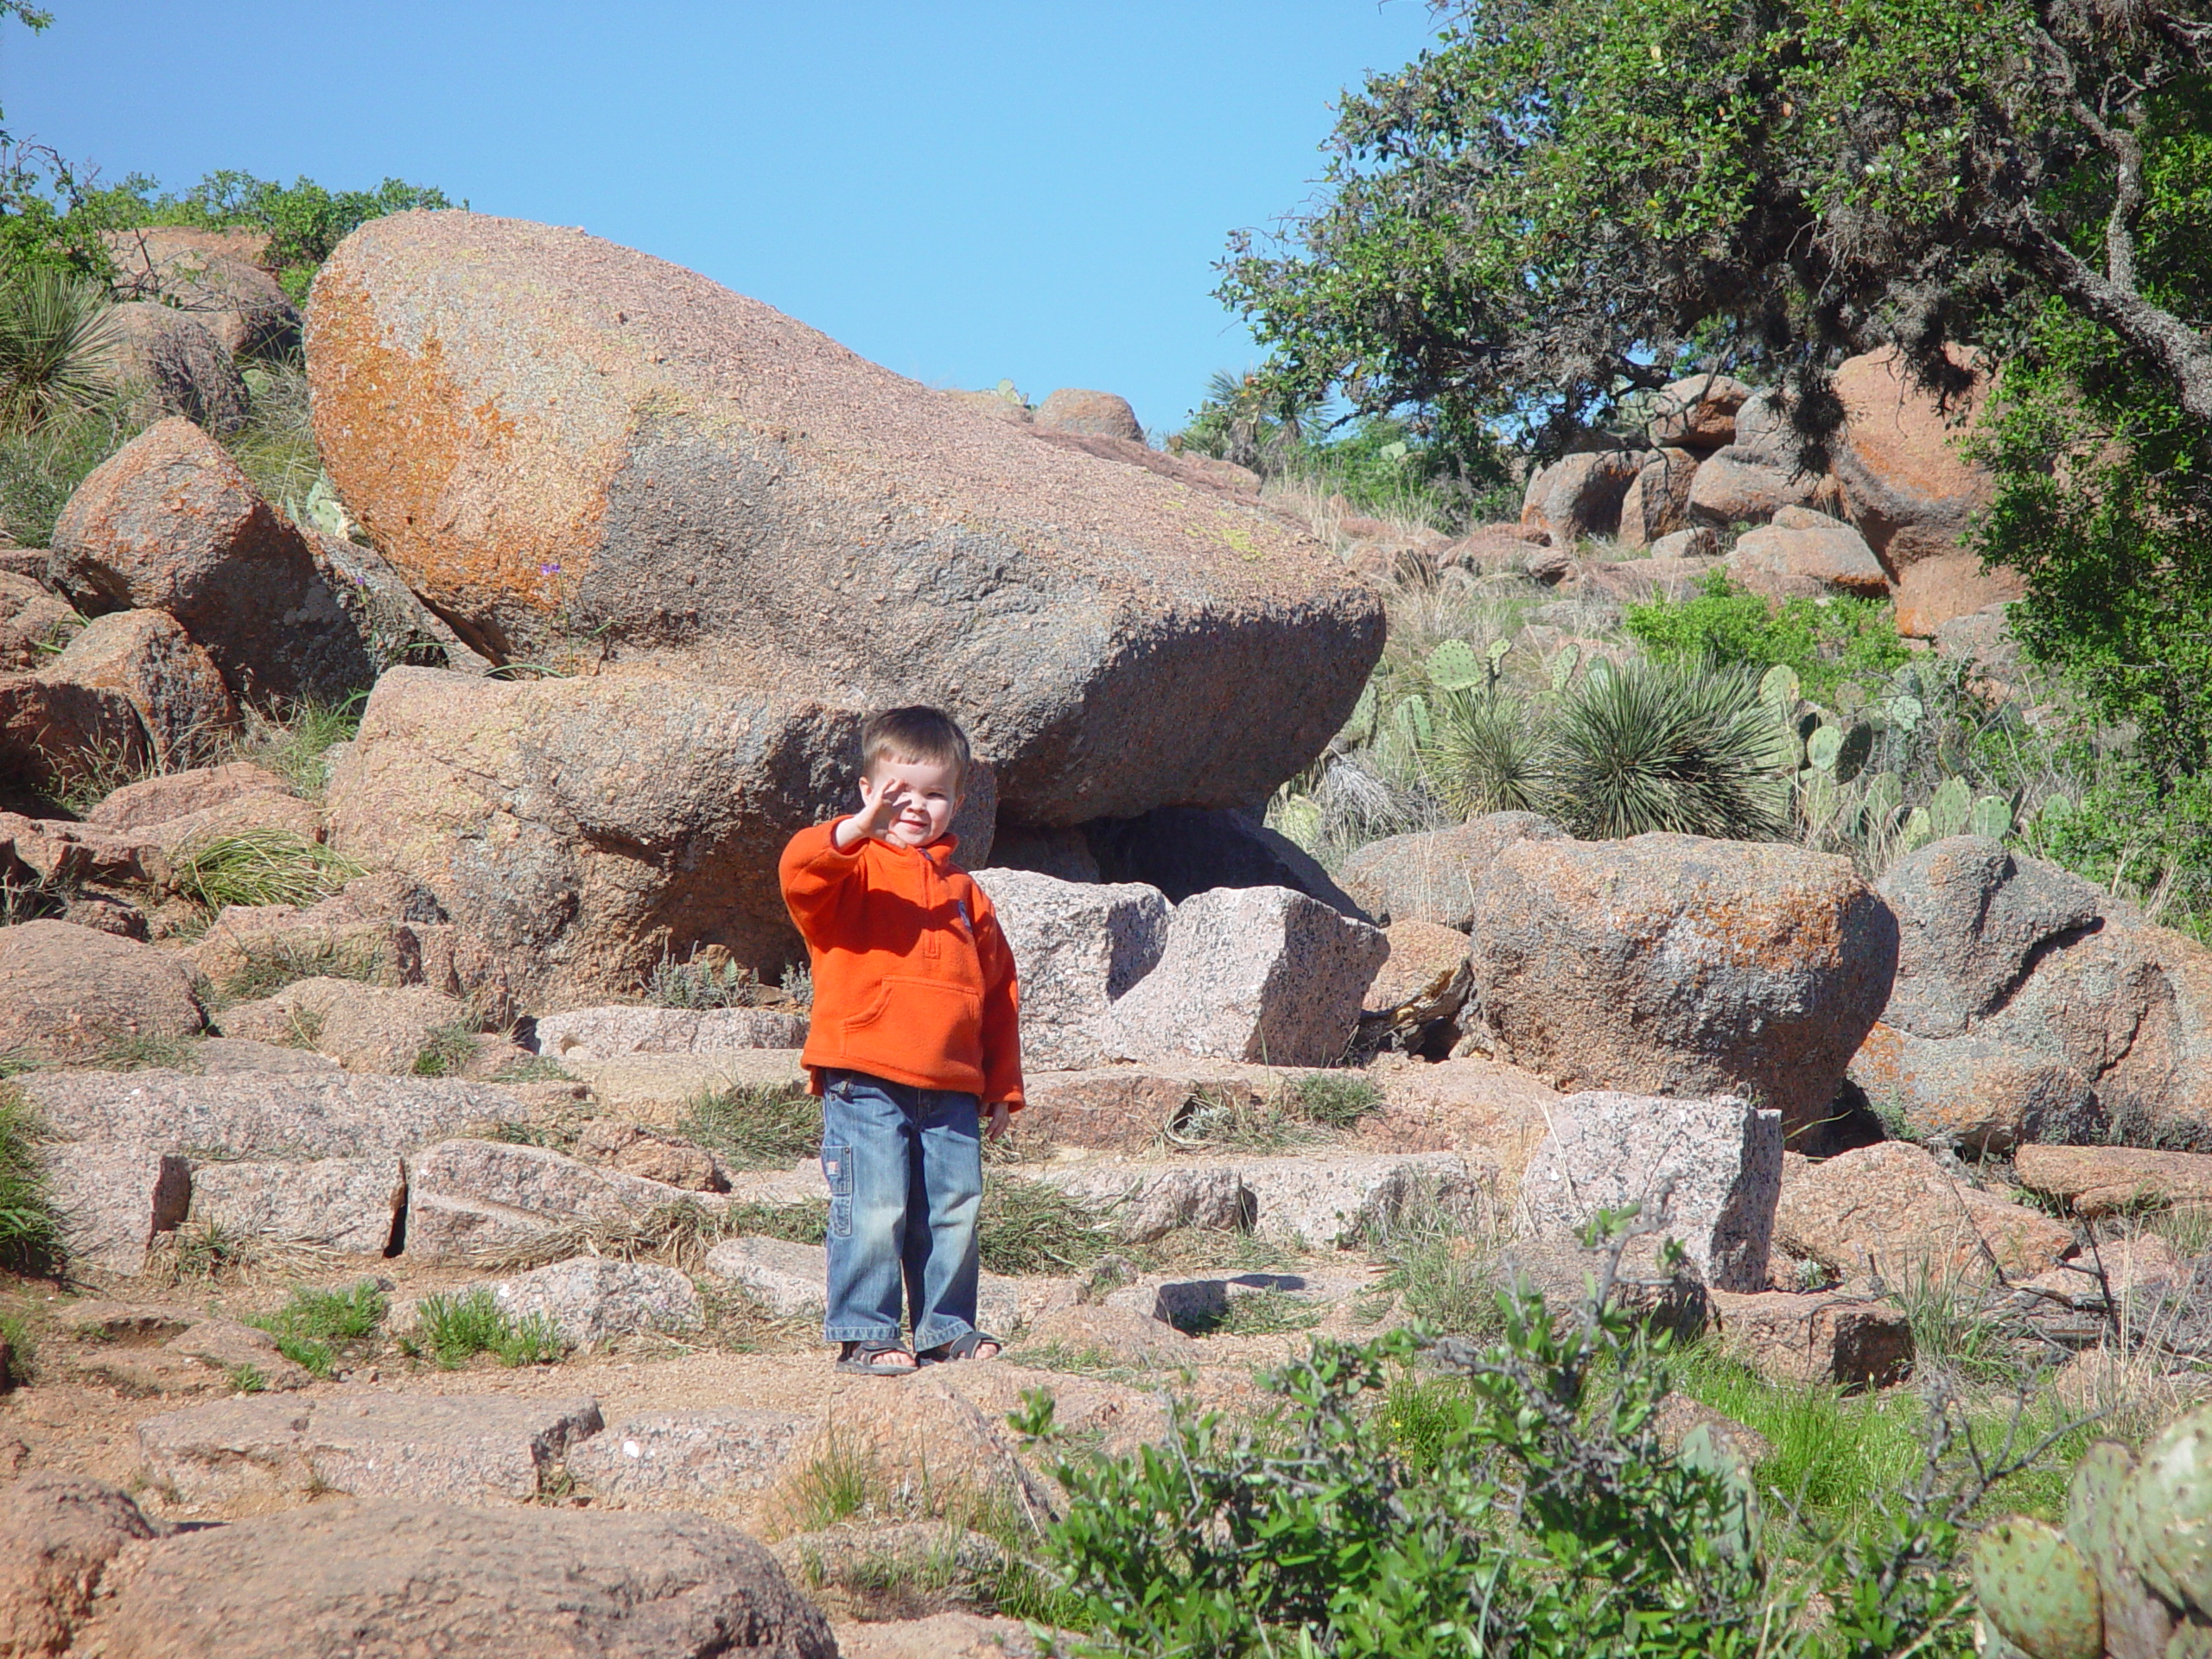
[1897,804,1936,855]
[1834,721,1875,783]
[1549,643,1581,690]
[1970,793,2015,839]
[1971,1517,2104,1659]
[1758,664,1801,713]
[1808,726,1843,771]
[2068,1440,2177,1659]
[1929,776,1974,838]
[2133,1408,2212,1618]
[2168,1622,2212,1657]
[1428,639,1485,691]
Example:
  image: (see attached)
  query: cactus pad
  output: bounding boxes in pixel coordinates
[1972,1517,2103,1659]
[1834,721,1875,783]
[2072,1441,2179,1659]
[1758,664,1801,711]
[1929,776,1974,838]
[1808,726,1843,770]
[2133,1406,2212,1617]
[1427,639,1485,691]
[2167,1621,2212,1657]
[1970,793,2015,839]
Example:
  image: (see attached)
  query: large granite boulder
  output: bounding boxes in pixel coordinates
[1829,346,2019,636]
[100,226,301,359]
[305,211,1378,827]
[100,299,251,435]
[324,667,880,999]
[1519,449,1643,545]
[1466,834,1897,1139]
[48,417,376,706]
[969,868,1170,1070]
[0,919,207,1065]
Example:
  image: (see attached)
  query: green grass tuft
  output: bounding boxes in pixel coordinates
[172,829,362,912]
[246,1281,387,1378]
[410,1021,480,1078]
[0,1084,59,1275]
[1289,1071,1382,1130]
[404,1288,568,1370]
[978,1173,1119,1275]
[679,1083,821,1172]
[225,697,364,800]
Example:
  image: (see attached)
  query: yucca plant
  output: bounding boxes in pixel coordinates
[1427,688,1554,817]
[0,265,118,434]
[1549,658,1794,841]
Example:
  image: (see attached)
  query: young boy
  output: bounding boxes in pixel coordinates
[779,707,1024,1375]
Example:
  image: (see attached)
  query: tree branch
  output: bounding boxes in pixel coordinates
[2012,209,2212,423]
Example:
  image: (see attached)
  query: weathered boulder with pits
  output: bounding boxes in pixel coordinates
[41,1144,191,1274]
[1846,1024,2095,1154]
[100,226,301,359]
[325,668,911,999]
[2012,1143,2212,1217]
[1519,449,1643,544]
[1772,1142,2075,1286]
[1338,810,1567,931]
[1726,511,1890,600]
[48,417,383,706]
[1031,387,1143,441]
[404,1138,726,1262]
[1465,834,1897,1137]
[306,211,1378,827]
[101,299,251,435]
[185,1154,406,1254]
[1829,346,2018,635]
[569,1408,813,1503]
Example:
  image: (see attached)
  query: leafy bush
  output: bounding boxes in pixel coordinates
[403,1288,566,1370]
[1018,1217,2044,1658]
[679,1083,821,1171]
[0,1084,58,1274]
[1548,658,1793,840]
[1624,574,1910,704]
[170,828,361,911]
[646,946,770,1009]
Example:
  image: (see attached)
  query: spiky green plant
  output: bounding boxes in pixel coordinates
[1427,690,1553,817]
[0,265,118,433]
[0,1084,59,1274]
[1548,658,1793,841]
[171,828,361,911]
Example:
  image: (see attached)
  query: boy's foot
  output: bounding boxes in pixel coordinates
[917,1331,1002,1365]
[836,1338,916,1375]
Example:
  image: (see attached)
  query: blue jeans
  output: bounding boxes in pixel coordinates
[819,1070,985,1351]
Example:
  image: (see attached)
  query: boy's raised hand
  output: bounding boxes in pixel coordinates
[836,773,908,849]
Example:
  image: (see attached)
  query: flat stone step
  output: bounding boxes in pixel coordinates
[562,1051,809,1123]
[533,1006,808,1064]
[390,1257,703,1349]
[21,1070,531,1158]
[1027,1150,1497,1248]
[138,1390,605,1508]
[701,1235,1072,1337]
[404,1140,729,1263]
[1017,1061,1334,1151]
[567,1408,812,1502]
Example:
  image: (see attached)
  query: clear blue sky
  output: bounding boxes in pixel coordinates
[1,3,1440,433]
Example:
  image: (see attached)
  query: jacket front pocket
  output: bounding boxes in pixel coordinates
[849,976,982,1076]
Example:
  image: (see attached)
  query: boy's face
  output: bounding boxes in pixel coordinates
[861,754,963,848]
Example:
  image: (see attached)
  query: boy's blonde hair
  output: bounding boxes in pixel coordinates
[861,706,970,789]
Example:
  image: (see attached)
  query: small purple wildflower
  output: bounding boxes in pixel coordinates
[539,563,561,576]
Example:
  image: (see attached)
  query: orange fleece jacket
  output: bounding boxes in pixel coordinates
[779,819,1025,1108]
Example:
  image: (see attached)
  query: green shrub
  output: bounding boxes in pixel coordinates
[1548,657,1793,840]
[0,1084,59,1274]
[1624,573,1911,703]
[1288,1072,1382,1131]
[1018,1217,2046,1658]
[171,829,361,911]
[0,264,118,432]
[678,1083,821,1171]
[404,1288,566,1370]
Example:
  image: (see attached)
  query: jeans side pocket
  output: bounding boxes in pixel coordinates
[820,1138,853,1237]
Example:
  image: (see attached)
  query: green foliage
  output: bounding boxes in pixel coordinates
[1970,1407,2212,1656]
[404,1289,567,1370]
[1624,574,1911,704]
[1215,0,2212,456]
[0,391,147,546]
[1288,1071,1382,1132]
[224,1362,267,1394]
[170,829,362,912]
[410,1022,480,1078]
[224,359,321,517]
[1019,1215,2012,1658]
[646,946,775,1009]
[0,1083,58,1274]
[1548,657,1794,840]
[1174,1288,1324,1338]
[246,1280,387,1378]
[227,696,364,799]
[678,1083,821,1172]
